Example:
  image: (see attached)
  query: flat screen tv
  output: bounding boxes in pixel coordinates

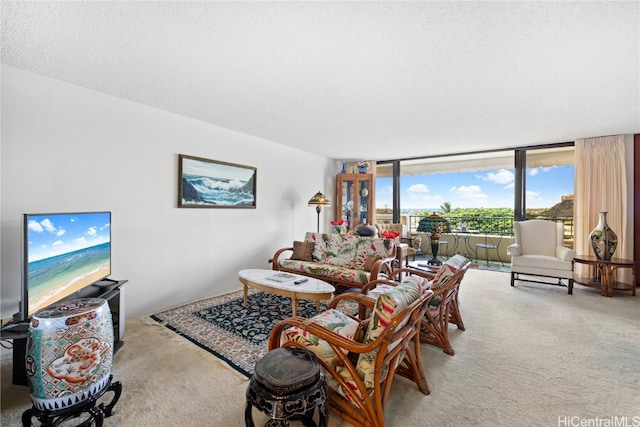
[21,211,111,321]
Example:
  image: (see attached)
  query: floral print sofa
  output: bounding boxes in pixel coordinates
[271,232,397,291]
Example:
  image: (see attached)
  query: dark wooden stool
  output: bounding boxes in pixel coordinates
[245,347,328,427]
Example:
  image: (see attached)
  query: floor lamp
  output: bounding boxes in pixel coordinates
[308,191,331,233]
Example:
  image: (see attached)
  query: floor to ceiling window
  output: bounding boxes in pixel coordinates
[374,143,575,260]
[521,145,575,245]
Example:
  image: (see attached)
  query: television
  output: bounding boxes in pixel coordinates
[20,211,112,321]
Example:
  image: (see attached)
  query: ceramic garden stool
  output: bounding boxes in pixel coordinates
[21,298,122,427]
[245,347,328,427]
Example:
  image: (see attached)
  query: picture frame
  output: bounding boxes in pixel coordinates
[178,154,256,208]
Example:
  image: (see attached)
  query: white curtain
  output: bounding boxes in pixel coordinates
[574,136,630,283]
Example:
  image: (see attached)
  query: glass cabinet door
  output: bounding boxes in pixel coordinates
[340,177,355,228]
[358,179,370,226]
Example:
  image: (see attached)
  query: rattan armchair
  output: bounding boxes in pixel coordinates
[384,255,471,356]
[268,278,434,427]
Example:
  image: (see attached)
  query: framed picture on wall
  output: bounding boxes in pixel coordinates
[178,154,256,208]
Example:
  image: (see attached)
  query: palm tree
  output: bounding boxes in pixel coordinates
[440,202,452,214]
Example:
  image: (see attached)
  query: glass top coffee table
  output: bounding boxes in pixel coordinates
[238,269,334,316]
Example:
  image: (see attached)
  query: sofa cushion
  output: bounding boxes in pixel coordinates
[277,259,372,285]
[304,232,355,268]
[431,254,468,291]
[516,221,557,256]
[281,309,363,402]
[511,254,572,271]
[291,241,315,262]
[362,254,382,272]
[353,237,395,270]
[429,255,468,307]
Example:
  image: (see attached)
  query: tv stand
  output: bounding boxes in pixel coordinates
[93,278,119,288]
[1,279,127,386]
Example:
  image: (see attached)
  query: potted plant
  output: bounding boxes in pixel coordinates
[357,161,370,174]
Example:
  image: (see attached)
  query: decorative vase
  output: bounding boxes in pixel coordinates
[358,166,367,174]
[341,163,347,174]
[589,211,618,260]
[25,298,114,411]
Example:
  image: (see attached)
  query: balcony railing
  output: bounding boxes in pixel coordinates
[406,215,574,240]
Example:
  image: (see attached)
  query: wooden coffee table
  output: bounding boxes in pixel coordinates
[238,269,334,316]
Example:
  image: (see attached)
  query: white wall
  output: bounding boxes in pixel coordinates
[0,65,338,319]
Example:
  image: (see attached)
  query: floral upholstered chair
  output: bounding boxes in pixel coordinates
[382,255,471,356]
[268,276,434,427]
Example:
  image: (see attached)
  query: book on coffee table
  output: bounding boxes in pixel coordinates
[267,273,297,283]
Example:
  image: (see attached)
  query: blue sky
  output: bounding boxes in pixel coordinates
[26,212,111,261]
[376,165,574,211]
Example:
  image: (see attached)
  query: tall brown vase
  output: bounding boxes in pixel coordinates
[589,211,618,260]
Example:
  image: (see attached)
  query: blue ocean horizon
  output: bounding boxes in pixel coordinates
[28,242,111,298]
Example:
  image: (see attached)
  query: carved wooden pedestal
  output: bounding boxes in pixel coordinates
[245,347,327,427]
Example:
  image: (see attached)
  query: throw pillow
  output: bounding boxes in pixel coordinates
[356,224,377,236]
[362,254,382,272]
[291,241,315,261]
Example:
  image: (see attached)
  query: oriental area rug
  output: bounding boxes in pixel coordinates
[150,289,333,378]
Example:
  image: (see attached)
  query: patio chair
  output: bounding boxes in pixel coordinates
[268,276,434,427]
[475,234,504,267]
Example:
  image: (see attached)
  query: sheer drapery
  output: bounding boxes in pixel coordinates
[574,136,631,283]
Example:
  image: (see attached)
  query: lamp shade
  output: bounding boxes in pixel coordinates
[308,191,331,207]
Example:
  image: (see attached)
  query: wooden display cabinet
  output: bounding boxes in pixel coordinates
[335,173,374,231]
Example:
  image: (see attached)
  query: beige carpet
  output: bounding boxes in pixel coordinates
[2,269,639,426]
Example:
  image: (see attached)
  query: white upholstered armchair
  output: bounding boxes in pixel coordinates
[507,220,577,294]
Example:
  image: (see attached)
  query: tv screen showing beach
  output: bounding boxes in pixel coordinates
[24,211,111,317]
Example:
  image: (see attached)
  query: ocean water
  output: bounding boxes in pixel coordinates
[28,242,111,313]
[183,173,254,206]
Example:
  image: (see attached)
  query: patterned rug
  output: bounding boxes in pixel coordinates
[150,289,336,378]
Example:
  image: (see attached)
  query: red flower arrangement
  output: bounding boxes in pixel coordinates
[381,230,400,240]
[330,220,346,226]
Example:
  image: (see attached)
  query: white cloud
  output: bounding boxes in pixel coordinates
[28,220,44,233]
[481,169,514,185]
[40,219,57,234]
[407,183,429,193]
[86,226,97,237]
[450,185,489,203]
[528,168,539,176]
[52,240,64,247]
[404,183,443,207]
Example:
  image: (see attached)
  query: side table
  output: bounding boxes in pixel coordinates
[573,255,636,297]
[245,347,328,427]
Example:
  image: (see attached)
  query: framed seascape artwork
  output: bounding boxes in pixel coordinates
[178,154,256,208]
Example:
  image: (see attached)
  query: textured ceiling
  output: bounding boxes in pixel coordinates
[2,1,638,161]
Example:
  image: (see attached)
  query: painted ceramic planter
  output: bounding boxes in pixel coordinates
[25,298,113,411]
